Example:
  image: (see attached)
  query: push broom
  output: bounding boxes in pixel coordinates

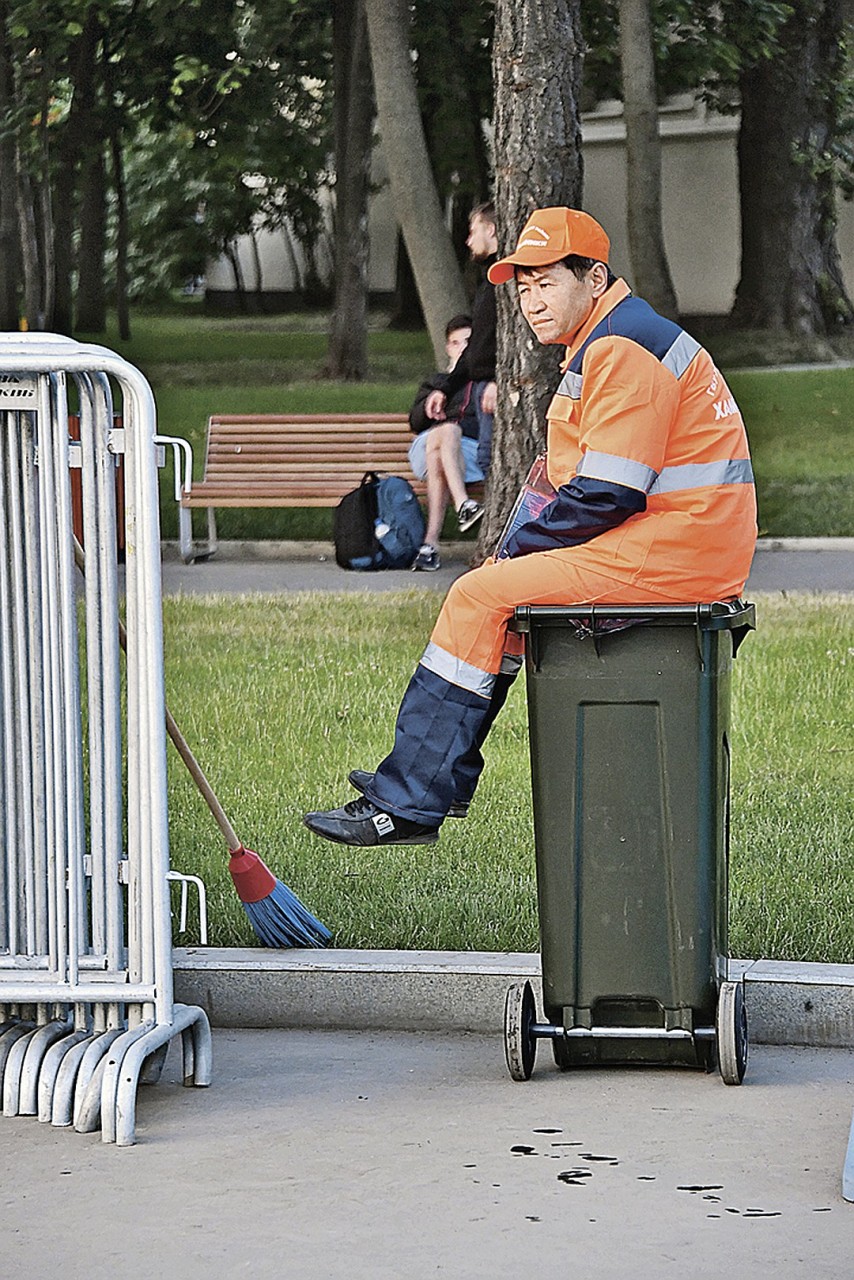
[73,537,331,948]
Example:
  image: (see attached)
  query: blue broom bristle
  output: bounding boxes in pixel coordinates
[243,878,332,948]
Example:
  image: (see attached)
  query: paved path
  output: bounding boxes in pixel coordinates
[158,538,854,597]
[4,1031,852,1278]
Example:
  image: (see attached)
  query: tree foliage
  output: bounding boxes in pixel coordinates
[2,0,333,333]
[3,0,852,342]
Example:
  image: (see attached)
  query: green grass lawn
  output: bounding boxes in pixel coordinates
[80,307,854,541]
[162,591,854,964]
[81,309,852,961]
[728,367,854,537]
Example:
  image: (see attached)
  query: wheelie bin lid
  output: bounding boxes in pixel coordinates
[513,599,756,652]
[513,600,755,630]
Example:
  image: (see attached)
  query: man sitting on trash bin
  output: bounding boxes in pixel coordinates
[304,206,757,848]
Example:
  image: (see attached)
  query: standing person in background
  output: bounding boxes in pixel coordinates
[408,315,486,572]
[424,201,498,489]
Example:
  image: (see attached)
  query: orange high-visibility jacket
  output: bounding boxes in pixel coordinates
[427,281,757,680]
[537,279,757,599]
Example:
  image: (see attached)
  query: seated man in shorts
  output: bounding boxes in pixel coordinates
[407,315,485,572]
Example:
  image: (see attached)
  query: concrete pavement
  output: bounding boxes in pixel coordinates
[157,536,854,596]
[7,535,852,1270]
[4,1031,853,1278]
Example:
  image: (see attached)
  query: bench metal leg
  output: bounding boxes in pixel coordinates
[205,506,218,559]
[178,504,195,563]
[178,505,218,563]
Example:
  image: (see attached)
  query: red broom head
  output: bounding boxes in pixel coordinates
[228,845,277,904]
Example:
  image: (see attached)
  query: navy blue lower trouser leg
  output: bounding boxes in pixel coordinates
[451,663,519,806]
[363,664,494,826]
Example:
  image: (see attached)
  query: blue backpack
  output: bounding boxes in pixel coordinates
[333,471,425,571]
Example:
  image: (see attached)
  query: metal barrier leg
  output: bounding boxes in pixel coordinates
[38,1028,92,1123]
[97,1020,157,1143]
[3,1023,54,1116]
[0,1022,34,1088]
[17,1016,73,1114]
[110,1005,212,1147]
[182,1005,213,1088]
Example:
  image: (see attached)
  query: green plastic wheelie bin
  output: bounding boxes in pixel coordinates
[503,600,755,1086]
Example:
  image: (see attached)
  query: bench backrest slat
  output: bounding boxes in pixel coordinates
[201,415,411,476]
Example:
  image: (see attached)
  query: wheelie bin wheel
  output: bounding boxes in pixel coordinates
[716,979,748,1085]
[504,980,537,1081]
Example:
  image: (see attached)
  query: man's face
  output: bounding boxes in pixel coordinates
[445,325,471,366]
[516,262,604,345]
[467,214,498,262]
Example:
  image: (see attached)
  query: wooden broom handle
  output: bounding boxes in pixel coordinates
[72,537,242,853]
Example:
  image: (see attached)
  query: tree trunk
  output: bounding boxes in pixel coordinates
[75,140,107,332]
[0,0,21,329]
[225,241,248,311]
[52,9,101,334]
[732,0,854,333]
[388,230,426,329]
[36,73,55,329]
[110,129,130,341]
[52,147,77,334]
[281,223,303,294]
[413,0,492,258]
[249,229,264,299]
[618,0,678,319]
[15,160,42,329]
[104,51,129,340]
[326,0,374,379]
[364,0,467,364]
[483,0,585,554]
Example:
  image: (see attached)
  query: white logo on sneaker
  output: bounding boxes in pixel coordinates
[372,813,395,837]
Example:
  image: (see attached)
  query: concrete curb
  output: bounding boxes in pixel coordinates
[173,948,854,1048]
[161,536,854,562]
[159,539,476,562]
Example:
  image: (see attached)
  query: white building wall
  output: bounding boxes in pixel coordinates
[207,98,854,315]
[580,97,743,315]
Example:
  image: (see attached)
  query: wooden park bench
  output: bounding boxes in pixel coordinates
[176,413,423,563]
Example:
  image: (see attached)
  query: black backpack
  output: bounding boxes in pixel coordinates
[333,471,425,570]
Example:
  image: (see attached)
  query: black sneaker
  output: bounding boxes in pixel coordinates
[348,769,469,819]
[303,795,439,846]
[457,500,484,533]
[412,543,441,572]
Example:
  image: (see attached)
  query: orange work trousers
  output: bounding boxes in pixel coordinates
[431,546,687,677]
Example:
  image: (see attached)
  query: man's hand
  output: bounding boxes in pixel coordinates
[480,381,497,415]
[424,389,447,420]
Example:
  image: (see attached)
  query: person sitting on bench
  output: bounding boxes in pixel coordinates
[408,314,485,572]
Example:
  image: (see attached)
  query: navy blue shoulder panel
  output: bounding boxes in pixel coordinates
[568,295,683,375]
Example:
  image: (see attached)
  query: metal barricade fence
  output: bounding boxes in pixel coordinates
[0,334,211,1146]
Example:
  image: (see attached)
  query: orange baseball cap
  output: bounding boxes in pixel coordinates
[487,207,610,284]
